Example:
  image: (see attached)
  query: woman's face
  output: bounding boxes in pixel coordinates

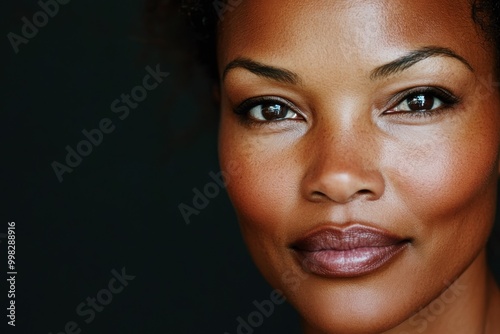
[218,0,500,332]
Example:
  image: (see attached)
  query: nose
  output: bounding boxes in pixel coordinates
[301,125,385,204]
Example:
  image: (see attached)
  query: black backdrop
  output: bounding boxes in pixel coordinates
[2,1,300,333]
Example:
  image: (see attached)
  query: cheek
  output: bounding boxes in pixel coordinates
[388,117,499,225]
[218,117,305,281]
[219,127,300,233]
[383,106,500,264]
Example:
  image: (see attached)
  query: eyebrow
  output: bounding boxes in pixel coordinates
[222,57,301,85]
[370,46,474,80]
[222,46,474,84]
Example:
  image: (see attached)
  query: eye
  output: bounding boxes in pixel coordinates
[234,97,303,124]
[394,93,444,112]
[247,102,300,121]
[386,88,459,117]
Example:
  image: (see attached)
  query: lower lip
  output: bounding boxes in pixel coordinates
[294,243,408,278]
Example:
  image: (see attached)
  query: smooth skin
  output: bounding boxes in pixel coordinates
[217,1,500,333]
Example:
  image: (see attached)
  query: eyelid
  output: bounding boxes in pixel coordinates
[383,86,460,113]
[234,96,302,116]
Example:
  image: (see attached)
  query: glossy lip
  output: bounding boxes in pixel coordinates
[291,224,410,278]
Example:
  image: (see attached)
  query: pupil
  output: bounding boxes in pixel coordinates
[408,94,434,111]
[262,104,285,120]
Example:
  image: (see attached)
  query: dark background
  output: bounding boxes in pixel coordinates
[2,1,499,334]
[2,1,300,333]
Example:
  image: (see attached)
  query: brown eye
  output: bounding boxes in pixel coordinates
[248,103,299,121]
[395,93,444,112]
[262,104,287,120]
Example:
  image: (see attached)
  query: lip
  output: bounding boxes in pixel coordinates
[291,224,410,278]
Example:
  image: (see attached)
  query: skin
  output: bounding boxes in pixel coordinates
[216,1,500,333]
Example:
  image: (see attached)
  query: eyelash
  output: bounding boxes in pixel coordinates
[233,96,302,126]
[233,87,460,125]
[384,87,460,118]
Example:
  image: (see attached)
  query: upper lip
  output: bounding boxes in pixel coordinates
[291,224,409,251]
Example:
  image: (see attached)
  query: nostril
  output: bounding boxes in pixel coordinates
[310,191,330,201]
[357,189,372,195]
[352,189,377,201]
[309,188,376,203]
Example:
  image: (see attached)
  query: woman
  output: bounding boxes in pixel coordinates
[153,1,500,332]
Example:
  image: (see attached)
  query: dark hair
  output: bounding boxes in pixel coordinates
[472,0,500,66]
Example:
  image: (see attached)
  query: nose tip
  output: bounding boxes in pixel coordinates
[303,168,385,204]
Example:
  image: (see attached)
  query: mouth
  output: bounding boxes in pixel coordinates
[290,224,411,278]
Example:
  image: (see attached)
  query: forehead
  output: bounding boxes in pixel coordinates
[217,0,492,75]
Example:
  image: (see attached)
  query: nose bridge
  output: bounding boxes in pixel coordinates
[314,105,376,167]
[302,105,384,204]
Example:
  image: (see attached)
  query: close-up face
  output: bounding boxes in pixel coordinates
[217,0,500,333]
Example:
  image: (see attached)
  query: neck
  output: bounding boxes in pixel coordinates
[485,273,500,334]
